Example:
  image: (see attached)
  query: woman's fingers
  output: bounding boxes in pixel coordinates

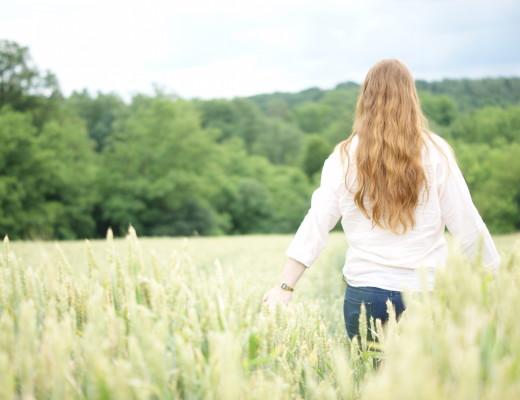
[262,287,292,309]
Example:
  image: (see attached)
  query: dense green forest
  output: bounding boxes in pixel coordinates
[1,39,519,239]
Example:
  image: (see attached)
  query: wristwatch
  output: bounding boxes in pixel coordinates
[280,283,294,292]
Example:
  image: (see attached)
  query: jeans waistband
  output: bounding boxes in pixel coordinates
[346,283,402,297]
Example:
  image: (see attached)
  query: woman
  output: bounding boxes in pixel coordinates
[263,59,501,340]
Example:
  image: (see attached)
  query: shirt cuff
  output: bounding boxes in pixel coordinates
[285,245,315,268]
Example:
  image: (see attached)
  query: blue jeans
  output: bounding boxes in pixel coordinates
[343,284,406,340]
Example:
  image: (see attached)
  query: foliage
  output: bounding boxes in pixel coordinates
[0,40,61,129]
[1,40,519,239]
[456,142,520,232]
[249,86,327,113]
[419,92,458,126]
[301,135,333,179]
[292,102,332,134]
[66,90,127,151]
[34,113,99,238]
[0,108,41,238]
[210,142,313,234]
[0,107,97,239]
[197,98,267,151]
[228,178,273,233]
[98,96,222,236]
[252,119,304,165]
[450,104,520,144]
[416,77,520,112]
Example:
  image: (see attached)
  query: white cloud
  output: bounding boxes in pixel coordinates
[156,54,308,99]
[1,0,519,98]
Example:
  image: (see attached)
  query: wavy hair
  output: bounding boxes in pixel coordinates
[341,59,429,234]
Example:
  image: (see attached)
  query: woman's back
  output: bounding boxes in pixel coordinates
[287,132,500,291]
[338,133,498,290]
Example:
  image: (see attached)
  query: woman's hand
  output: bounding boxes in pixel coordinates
[263,258,305,310]
[262,286,293,309]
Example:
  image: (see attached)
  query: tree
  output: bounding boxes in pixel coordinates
[0,40,61,128]
[226,98,267,151]
[292,102,331,134]
[36,114,99,238]
[99,95,223,236]
[263,165,313,232]
[196,98,267,152]
[301,135,333,179]
[0,108,41,238]
[0,107,97,239]
[455,140,520,233]
[450,105,520,144]
[196,99,236,141]
[66,90,127,151]
[252,119,304,165]
[420,92,458,126]
[229,178,273,233]
[415,78,520,112]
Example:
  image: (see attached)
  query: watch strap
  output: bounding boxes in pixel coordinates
[280,283,294,292]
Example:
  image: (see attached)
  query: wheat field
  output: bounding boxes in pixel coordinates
[2,230,519,399]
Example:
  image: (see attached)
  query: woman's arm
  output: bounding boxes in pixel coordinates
[437,142,501,271]
[263,151,343,309]
[262,257,306,308]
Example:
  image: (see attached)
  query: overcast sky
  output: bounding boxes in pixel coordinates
[1,0,519,99]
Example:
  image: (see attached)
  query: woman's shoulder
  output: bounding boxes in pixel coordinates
[318,141,352,189]
[424,131,452,150]
[333,136,358,163]
[423,131,454,163]
[325,146,345,172]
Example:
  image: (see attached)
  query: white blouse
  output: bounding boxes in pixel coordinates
[286,134,501,291]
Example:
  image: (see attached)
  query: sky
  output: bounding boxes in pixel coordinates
[1,0,519,100]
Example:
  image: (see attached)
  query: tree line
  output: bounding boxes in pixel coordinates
[1,40,519,239]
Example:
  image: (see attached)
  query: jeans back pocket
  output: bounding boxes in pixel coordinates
[343,296,373,339]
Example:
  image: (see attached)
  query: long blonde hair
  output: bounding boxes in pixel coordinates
[341,59,428,234]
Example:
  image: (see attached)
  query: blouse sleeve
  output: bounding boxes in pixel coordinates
[285,151,343,267]
[437,144,501,272]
